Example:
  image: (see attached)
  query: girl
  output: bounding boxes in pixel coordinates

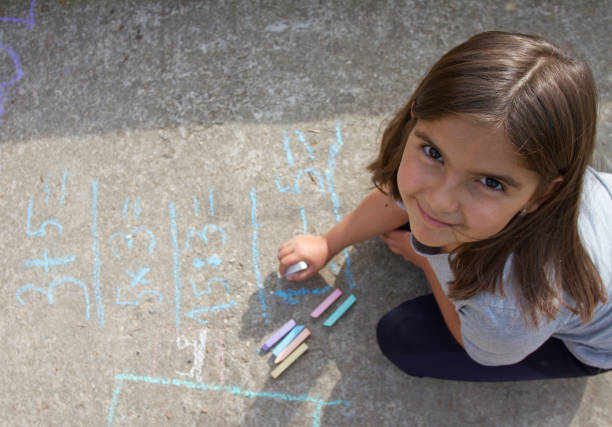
[277,31,612,381]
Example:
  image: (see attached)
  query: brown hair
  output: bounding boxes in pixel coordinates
[368,31,606,326]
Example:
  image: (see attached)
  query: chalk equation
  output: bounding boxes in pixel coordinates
[15,122,356,332]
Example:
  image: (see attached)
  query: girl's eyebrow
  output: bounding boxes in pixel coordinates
[413,129,523,188]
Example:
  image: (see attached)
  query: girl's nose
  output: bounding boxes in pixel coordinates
[426,173,461,215]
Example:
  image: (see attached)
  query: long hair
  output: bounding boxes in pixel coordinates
[368,31,606,326]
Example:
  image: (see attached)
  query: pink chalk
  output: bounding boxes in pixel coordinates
[310,289,343,318]
[274,328,311,364]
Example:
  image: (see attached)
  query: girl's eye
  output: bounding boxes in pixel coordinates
[423,145,443,162]
[479,177,504,192]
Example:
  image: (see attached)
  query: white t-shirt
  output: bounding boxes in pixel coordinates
[412,167,612,369]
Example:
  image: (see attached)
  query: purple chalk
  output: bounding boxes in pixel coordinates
[261,319,296,352]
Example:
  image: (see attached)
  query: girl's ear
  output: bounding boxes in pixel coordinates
[525,175,564,213]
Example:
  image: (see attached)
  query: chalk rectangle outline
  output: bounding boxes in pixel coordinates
[272,325,305,357]
[262,319,296,352]
[270,343,309,379]
[323,294,356,327]
[275,328,311,364]
[310,289,343,318]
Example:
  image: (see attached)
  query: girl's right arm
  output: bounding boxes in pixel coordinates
[277,187,410,281]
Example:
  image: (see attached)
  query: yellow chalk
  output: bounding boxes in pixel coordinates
[270,343,308,379]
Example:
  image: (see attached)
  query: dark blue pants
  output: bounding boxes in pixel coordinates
[376,294,606,382]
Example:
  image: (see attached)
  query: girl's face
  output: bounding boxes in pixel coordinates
[397,115,543,252]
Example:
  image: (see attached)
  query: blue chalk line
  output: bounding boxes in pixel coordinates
[107,373,350,427]
[91,180,104,326]
[169,202,182,331]
[250,188,269,323]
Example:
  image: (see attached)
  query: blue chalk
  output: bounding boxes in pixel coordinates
[323,294,356,327]
[272,325,305,357]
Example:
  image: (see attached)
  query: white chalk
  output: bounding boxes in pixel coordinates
[278,261,308,278]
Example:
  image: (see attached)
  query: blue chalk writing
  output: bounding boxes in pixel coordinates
[192,258,206,269]
[108,373,351,427]
[59,169,67,206]
[125,267,151,287]
[24,249,75,272]
[295,130,316,160]
[283,131,294,166]
[187,300,237,324]
[193,197,199,216]
[185,225,227,247]
[91,180,104,326]
[300,206,307,233]
[26,198,62,237]
[169,202,183,331]
[273,285,331,305]
[326,122,356,289]
[121,196,142,220]
[16,277,91,320]
[250,188,269,323]
[275,167,325,194]
[190,276,230,297]
[209,188,215,216]
[116,286,162,306]
[206,254,222,268]
[109,227,156,259]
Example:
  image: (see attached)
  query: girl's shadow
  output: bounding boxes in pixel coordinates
[239,238,590,426]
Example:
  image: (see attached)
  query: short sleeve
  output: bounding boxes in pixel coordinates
[456,295,560,366]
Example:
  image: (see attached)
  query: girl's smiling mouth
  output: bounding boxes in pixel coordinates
[417,201,455,228]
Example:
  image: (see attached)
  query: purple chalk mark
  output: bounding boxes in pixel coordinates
[310,288,343,318]
[261,319,296,352]
[0,0,36,30]
[0,42,23,120]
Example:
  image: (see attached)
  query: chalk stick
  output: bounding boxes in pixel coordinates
[270,343,309,379]
[261,319,296,352]
[272,325,305,357]
[323,294,356,327]
[310,288,343,318]
[278,261,308,278]
[274,328,311,364]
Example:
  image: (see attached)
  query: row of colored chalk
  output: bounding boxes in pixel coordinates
[261,289,356,378]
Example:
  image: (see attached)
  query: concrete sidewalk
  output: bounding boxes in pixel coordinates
[1,1,610,426]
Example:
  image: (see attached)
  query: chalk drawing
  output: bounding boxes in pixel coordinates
[24,249,74,272]
[0,0,35,124]
[17,171,95,322]
[26,198,62,237]
[176,328,207,383]
[0,0,36,30]
[169,202,183,331]
[250,188,269,323]
[273,122,357,304]
[91,180,104,326]
[182,191,236,325]
[109,195,162,308]
[108,373,351,427]
[17,277,91,320]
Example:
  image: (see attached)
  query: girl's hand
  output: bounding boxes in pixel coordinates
[380,230,428,270]
[277,235,331,281]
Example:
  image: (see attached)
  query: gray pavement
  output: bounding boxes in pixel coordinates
[1,1,611,426]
